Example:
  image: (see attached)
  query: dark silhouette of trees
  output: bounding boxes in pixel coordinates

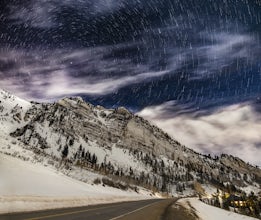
[62,145,69,158]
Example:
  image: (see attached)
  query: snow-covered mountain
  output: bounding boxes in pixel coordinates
[0,89,260,196]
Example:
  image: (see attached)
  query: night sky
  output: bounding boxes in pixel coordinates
[0,0,261,165]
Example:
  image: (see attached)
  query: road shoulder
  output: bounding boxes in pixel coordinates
[162,198,199,220]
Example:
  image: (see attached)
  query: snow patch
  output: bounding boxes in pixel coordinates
[178,198,258,220]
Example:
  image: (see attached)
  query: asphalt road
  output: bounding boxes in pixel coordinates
[0,199,178,220]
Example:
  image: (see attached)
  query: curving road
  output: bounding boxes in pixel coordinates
[0,199,178,220]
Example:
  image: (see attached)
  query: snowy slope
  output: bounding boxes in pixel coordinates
[178,198,258,220]
[0,153,152,214]
[0,89,31,133]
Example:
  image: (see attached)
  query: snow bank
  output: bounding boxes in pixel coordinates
[0,153,152,214]
[178,198,258,220]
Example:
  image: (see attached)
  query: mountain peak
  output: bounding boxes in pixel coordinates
[61,96,85,103]
[0,89,31,133]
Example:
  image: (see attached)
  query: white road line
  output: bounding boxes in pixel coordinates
[109,200,161,220]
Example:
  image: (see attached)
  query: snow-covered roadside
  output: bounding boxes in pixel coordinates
[178,198,258,220]
[0,153,154,214]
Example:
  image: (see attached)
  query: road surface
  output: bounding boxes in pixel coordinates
[0,199,178,220]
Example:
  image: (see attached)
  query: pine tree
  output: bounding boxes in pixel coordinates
[92,154,97,164]
[62,145,69,158]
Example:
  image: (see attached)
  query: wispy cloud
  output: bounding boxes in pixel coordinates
[192,32,257,76]
[164,31,259,78]
[8,0,128,28]
[138,102,261,166]
[44,69,169,98]
[0,46,170,101]
[8,1,58,28]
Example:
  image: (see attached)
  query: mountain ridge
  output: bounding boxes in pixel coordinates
[0,89,260,196]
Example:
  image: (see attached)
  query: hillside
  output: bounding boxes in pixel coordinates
[0,89,260,198]
[0,153,152,213]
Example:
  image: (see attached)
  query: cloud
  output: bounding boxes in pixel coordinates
[192,32,257,76]
[7,0,128,28]
[8,1,58,28]
[44,69,169,98]
[138,102,261,166]
[0,46,170,101]
[164,31,259,78]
